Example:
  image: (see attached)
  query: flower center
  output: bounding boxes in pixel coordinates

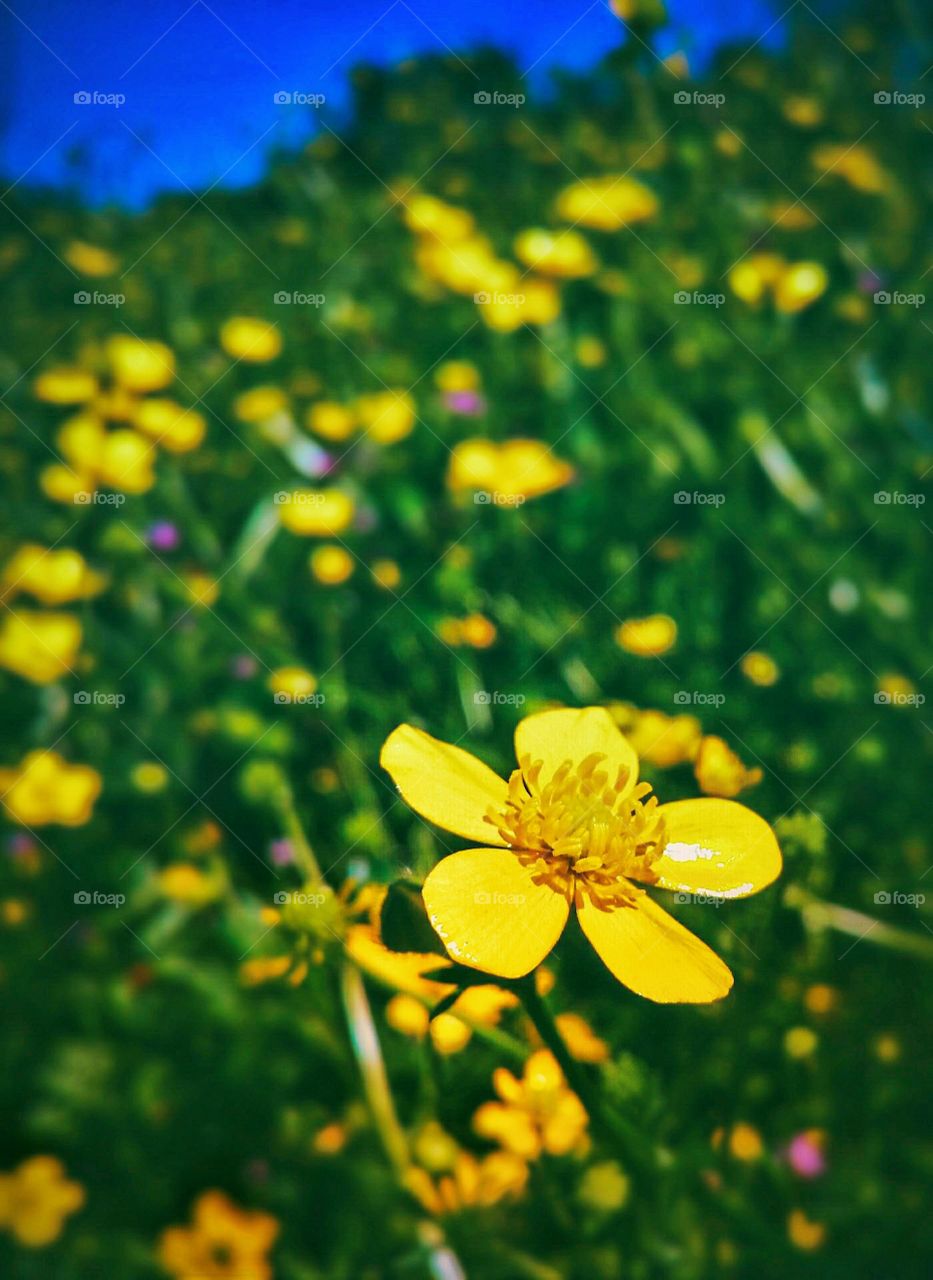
[485,753,665,908]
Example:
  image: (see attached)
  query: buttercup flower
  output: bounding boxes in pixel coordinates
[405,1150,528,1216]
[0,751,102,826]
[353,390,416,444]
[555,175,658,230]
[158,1190,279,1280]
[513,227,598,278]
[309,545,355,585]
[219,317,282,363]
[0,1156,84,1247]
[234,386,290,424]
[614,614,677,657]
[106,335,175,392]
[64,240,119,275]
[0,611,83,684]
[2,545,105,606]
[133,399,207,453]
[33,367,99,405]
[305,401,357,442]
[694,736,762,798]
[473,1049,588,1158]
[380,708,781,1001]
[447,438,574,502]
[608,703,702,768]
[277,489,354,536]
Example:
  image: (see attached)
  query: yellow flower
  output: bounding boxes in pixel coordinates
[158,1190,279,1280]
[240,954,293,987]
[614,614,677,657]
[39,464,93,505]
[740,651,780,687]
[434,360,480,393]
[575,335,607,368]
[0,611,82,684]
[371,559,401,590]
[459,613,497,649]
[354,390,416,444]
[577,1160,630,1211]
[784,1026,818,1059]
[277,489,354,536]
[309,545,355,585]
[694,736,762,798]
[386,992,431,1038]
[728,253,785,306]
[787,1208,826,1251]
[183,572,219,608]
[555,1012,610,1063]
[728,1122,764,1161]
[0,1156,84,1247]
[474,1049,588,1158]
[233,386,289,424]
[782,95,823,127]
[106,335,175,392]
[403,194,475,242]
[514,228,598,278]
[773,262,828,314]
[98,429,156,494]
[269,666,317,700]
[2,545,104,606]
[380,707,781,1000]
[608,704,701,768]
[133,399,206,453]
[405,1150,528,1216]
[305,401,357,442]
[804,983,837,1015]
[447,438,574,502]
[131,762,169,794]
[872,1033,900,1063]
[158,864,224,908]
[555,176,658,230]
[57,412,106,470]
[219,317,282,363]
[93,385,139,421]
[0,751,100,827]
[64,240,119,275]
[34,366,98,404]
[811,143,887,193]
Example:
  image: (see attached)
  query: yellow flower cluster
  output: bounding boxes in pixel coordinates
[0,751,102,826]
[1,544,105,606]
[447,437,574,502]
[728,254,829,312]
[305,389,416,445]
[159,1190,279,1280]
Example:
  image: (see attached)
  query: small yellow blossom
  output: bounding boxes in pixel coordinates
[873,1033,901,1063]
[787,1208,826,1251]
[694,736,763,798]
[447,438,573,502]
[728,253,785,306]
[740,651,780,687]
[64,240,119,275]
[474,1049,588,1159]
[277,489,355,536]
[608,704,701,767]
[0,1156,84,1247]
[405,1150,528,1216]
[371,559,401,590]
[97,429,157,494]
[269,666,317,701]
[782,95,823,127]
[309,544,355,585]
[804,984,837,1015]
[354,390,416,444]
[219,317,282,363]
[305,401,357,442]
[133,399,207,453]
[728,1122,764,1161]
[774,262,828,313]
[811,142,887,193]
[0,611,82,684]
[614,614,677,657]
[514,227,598,278]
[434,360,480,393]
[131,762,169,794]
[386,993,431,1038]
[555,176,658,230]
[555,1012,610,1063]
[183,572,219,608]
[577,1160,629,1211]
[158,1190,279,1280]
[785,1026,818,1059]
[34,366,98,404]
[106,335,175,391]
[575,335,607,368]
[158,864,224,909]
[1,545,104,606]
[234,386,289,423]
[0,751,100,826]
[403,194,475,242]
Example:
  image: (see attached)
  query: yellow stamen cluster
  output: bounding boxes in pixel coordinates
[485,753,665,908]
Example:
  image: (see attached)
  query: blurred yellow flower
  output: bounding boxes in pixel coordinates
[787,1208,826,1251]
[33,366,98,404]
[0,611,82,684]
[473,1049,588,1158]
[555,1011,610,1063]
[811,142,888,193]
[608,704,701,767]
[386,992,430,1038]
[354,389,416,444]
[131,761,169,794]
[694,736,763,798]
[577,1159,630,1211]
[106,335,175,391]
[158,864,224,909]
[0,751,101,826]
[269,666,317,700]
[434,360,480,393]
[0,1156,84,1247]
[183,572,220,608]
[782,95,824,127]
[872,1033,900,1063]
[405,1150,528,1216]
[774,262,828,313]
[277,489,354,536]
[371,559,401,590]
[441,613,497,649]
[233,386,289,423]
[728,253,785,306]
[381,708,781,1000]
[403,193,475,241]
[575,335,607,367]
[804,983,837,1015]
[97,429,157,494]
[1,545,104,606]
[219,317,282,363]
[740,651,780,687]
[158,1190,279,1280]
[305,401,357,442]
[614,614,677,657]
[514,227,598,278]
[728,1122,764,1161]
[133,399,207,453]
[555,175,658,230]
[64,240,119,275]
[447,437,574,502]
[785,1026,818,1059]
[309,544,355,585]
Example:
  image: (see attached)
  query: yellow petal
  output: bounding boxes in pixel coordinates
[422,848,569,978]
[515,707,638,788]
[651,798,782,898]
[380,724,508,844]
[577,893,733,1003]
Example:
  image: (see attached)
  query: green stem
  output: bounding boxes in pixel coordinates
[277,782,323,884]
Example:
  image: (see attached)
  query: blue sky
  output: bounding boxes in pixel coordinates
[0,0,783,207]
